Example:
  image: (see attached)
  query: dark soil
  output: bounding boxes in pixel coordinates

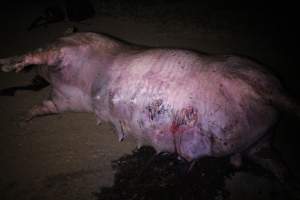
[96,146,295,200]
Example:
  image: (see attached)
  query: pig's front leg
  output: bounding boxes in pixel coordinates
[111,119,127,142]
[0,47,60,73]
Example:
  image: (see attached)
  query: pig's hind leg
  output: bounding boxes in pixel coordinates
[0,45,70,121]
[0,46,61,73]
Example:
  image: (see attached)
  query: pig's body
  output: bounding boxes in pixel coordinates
[1,33,298,176]
[93,48,278,160]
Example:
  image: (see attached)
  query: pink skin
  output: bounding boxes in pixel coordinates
[0,32,298,181]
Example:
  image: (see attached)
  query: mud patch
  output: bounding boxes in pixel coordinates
[95,146,298,200]
[95,146,236,200]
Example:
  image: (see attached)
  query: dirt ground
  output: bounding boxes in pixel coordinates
[0,1,299,200]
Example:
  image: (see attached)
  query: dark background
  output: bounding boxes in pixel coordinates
[0,0,299,200]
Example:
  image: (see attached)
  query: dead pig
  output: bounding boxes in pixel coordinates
[0,32,299,181]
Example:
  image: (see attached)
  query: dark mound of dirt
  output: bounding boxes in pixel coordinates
[96,146,236,200]
[96,146,300,200]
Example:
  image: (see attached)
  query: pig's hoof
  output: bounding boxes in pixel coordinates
[0,57,24,72]
[118,136,124,142]
[96,118,102,125]
[1,65,14,72]
[0,58,12,72]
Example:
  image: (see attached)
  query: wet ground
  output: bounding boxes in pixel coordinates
[0,1,299,200]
